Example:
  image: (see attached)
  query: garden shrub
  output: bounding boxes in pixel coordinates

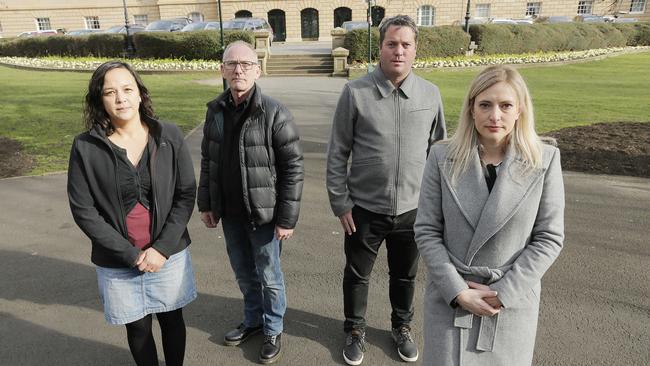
[134,30,253,60]
[344,26,469,62]
[0,30,253,60]
[343,27,380,63]
[471,22,629,54]
[417,26,470,58]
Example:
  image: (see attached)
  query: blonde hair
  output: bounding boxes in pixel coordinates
[446,65,543,184]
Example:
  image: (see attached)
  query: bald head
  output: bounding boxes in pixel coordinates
[223,41,257,61]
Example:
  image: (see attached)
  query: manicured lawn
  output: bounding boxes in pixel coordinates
[0,66,221,174]
[352,51,650,133]
[1,52,649,175]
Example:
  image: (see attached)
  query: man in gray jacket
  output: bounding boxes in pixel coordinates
[326,15,446,365]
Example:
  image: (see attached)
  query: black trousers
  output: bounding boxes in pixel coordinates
[343,206,419,332]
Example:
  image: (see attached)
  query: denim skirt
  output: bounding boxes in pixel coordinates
[96,247,197,325]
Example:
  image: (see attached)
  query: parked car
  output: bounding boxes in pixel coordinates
[102,25,145,34]
[612,17,638,23]
[547,16,573,23]
[513,18,534,25]
[340,21,369,31]
[579,15,607,23]
[223,17,274,43]
[66,29,102,36]
[180,21,221,32]
[144,18,192,32]
[489,18,517,25]
[18,30,58,37]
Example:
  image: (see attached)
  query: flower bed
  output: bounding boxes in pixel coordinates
[0,46,649,72]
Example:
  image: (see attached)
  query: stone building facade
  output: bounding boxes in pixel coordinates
[0,0,647,39]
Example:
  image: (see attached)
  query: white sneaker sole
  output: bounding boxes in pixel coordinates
[397,348,418,362]
[343,351,363,366]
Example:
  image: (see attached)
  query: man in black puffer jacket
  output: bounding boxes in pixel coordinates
[197,41,303,364]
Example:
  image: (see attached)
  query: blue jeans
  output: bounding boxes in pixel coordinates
[221,217,286,336]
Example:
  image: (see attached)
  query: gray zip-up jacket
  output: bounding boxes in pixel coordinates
[326,66,446,217]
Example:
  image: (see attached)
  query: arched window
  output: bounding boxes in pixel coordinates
[268,9,286,42]
[235,10,252,18]
[188,12,204,23]
[334,7,352,28]
[417,5,435,26]
[301,8,319,40]
[371,6,385,27]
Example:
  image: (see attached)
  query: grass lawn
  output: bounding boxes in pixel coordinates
[1,52,649,175]
[352,51,650,133]
[0,67,221,174]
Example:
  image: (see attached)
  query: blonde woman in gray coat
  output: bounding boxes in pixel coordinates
[414,65,565,365]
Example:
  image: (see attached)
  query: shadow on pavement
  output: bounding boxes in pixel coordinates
[0,312,132,366]
[0,249,402,364]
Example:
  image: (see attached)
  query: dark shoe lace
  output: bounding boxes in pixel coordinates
[346,330,366,352]
[394,325,414,345]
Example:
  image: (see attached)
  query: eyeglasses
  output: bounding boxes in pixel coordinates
[223,60,258,71]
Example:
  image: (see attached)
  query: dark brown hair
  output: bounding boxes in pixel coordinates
[83,61,154,134]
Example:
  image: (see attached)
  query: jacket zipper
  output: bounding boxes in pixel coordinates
[239,115,256,230]
[149,141,158,243]
[394,90,401,216]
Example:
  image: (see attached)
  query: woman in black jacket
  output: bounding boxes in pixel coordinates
[67,61,197,366]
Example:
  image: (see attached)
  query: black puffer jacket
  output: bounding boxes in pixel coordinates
[67,117,197,268]
[197,85,304,229]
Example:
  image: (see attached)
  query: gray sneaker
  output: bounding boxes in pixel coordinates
[391,325,418,362]
[343,329,366,365]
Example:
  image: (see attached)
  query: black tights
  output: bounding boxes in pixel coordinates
[125,308,186,366]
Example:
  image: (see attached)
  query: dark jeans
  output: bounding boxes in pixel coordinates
[343,206,419,332]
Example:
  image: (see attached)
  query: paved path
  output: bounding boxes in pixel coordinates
[1,76,649,365]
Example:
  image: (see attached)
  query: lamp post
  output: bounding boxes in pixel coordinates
[121,0,135,58]
[464,0,472,33]
[367,0,374,73]
[217,0,227,90]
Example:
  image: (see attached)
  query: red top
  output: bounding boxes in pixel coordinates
[126,202,151,249]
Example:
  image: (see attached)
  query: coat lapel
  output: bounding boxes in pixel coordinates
[465,145,545,263]
[440,150,488,230]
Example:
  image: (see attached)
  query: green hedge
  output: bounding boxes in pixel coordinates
[344,26,470,62]
[416,26,471,59]
[0,34,125,58]
[613,22,650,46]
[469,22,650,55]
[0,30,254,60]
[344,27,380,63]
[133,30,253,60]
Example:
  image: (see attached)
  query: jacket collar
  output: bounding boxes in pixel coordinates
[207,83,264,116]
[89,114,163,145]
[371,65,415,99]
[441,143,546,263]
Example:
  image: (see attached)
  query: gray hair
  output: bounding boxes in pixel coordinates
[222,40,257,61]
[378,15,418,46]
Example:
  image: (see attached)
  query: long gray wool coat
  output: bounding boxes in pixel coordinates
[414,142,565,366]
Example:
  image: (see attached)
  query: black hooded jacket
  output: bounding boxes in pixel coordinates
[67,116,196,268]
[197,85,304,229]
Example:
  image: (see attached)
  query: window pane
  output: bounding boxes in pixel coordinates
[85,16,100,30]
[417,5,435,26]
[526,2,542,16]
[577,0,594,15]
[630,0,646,12]
[36,18,51,30]
[476,4,491,18]
[134,14,148,26]
[189,12,203,22]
